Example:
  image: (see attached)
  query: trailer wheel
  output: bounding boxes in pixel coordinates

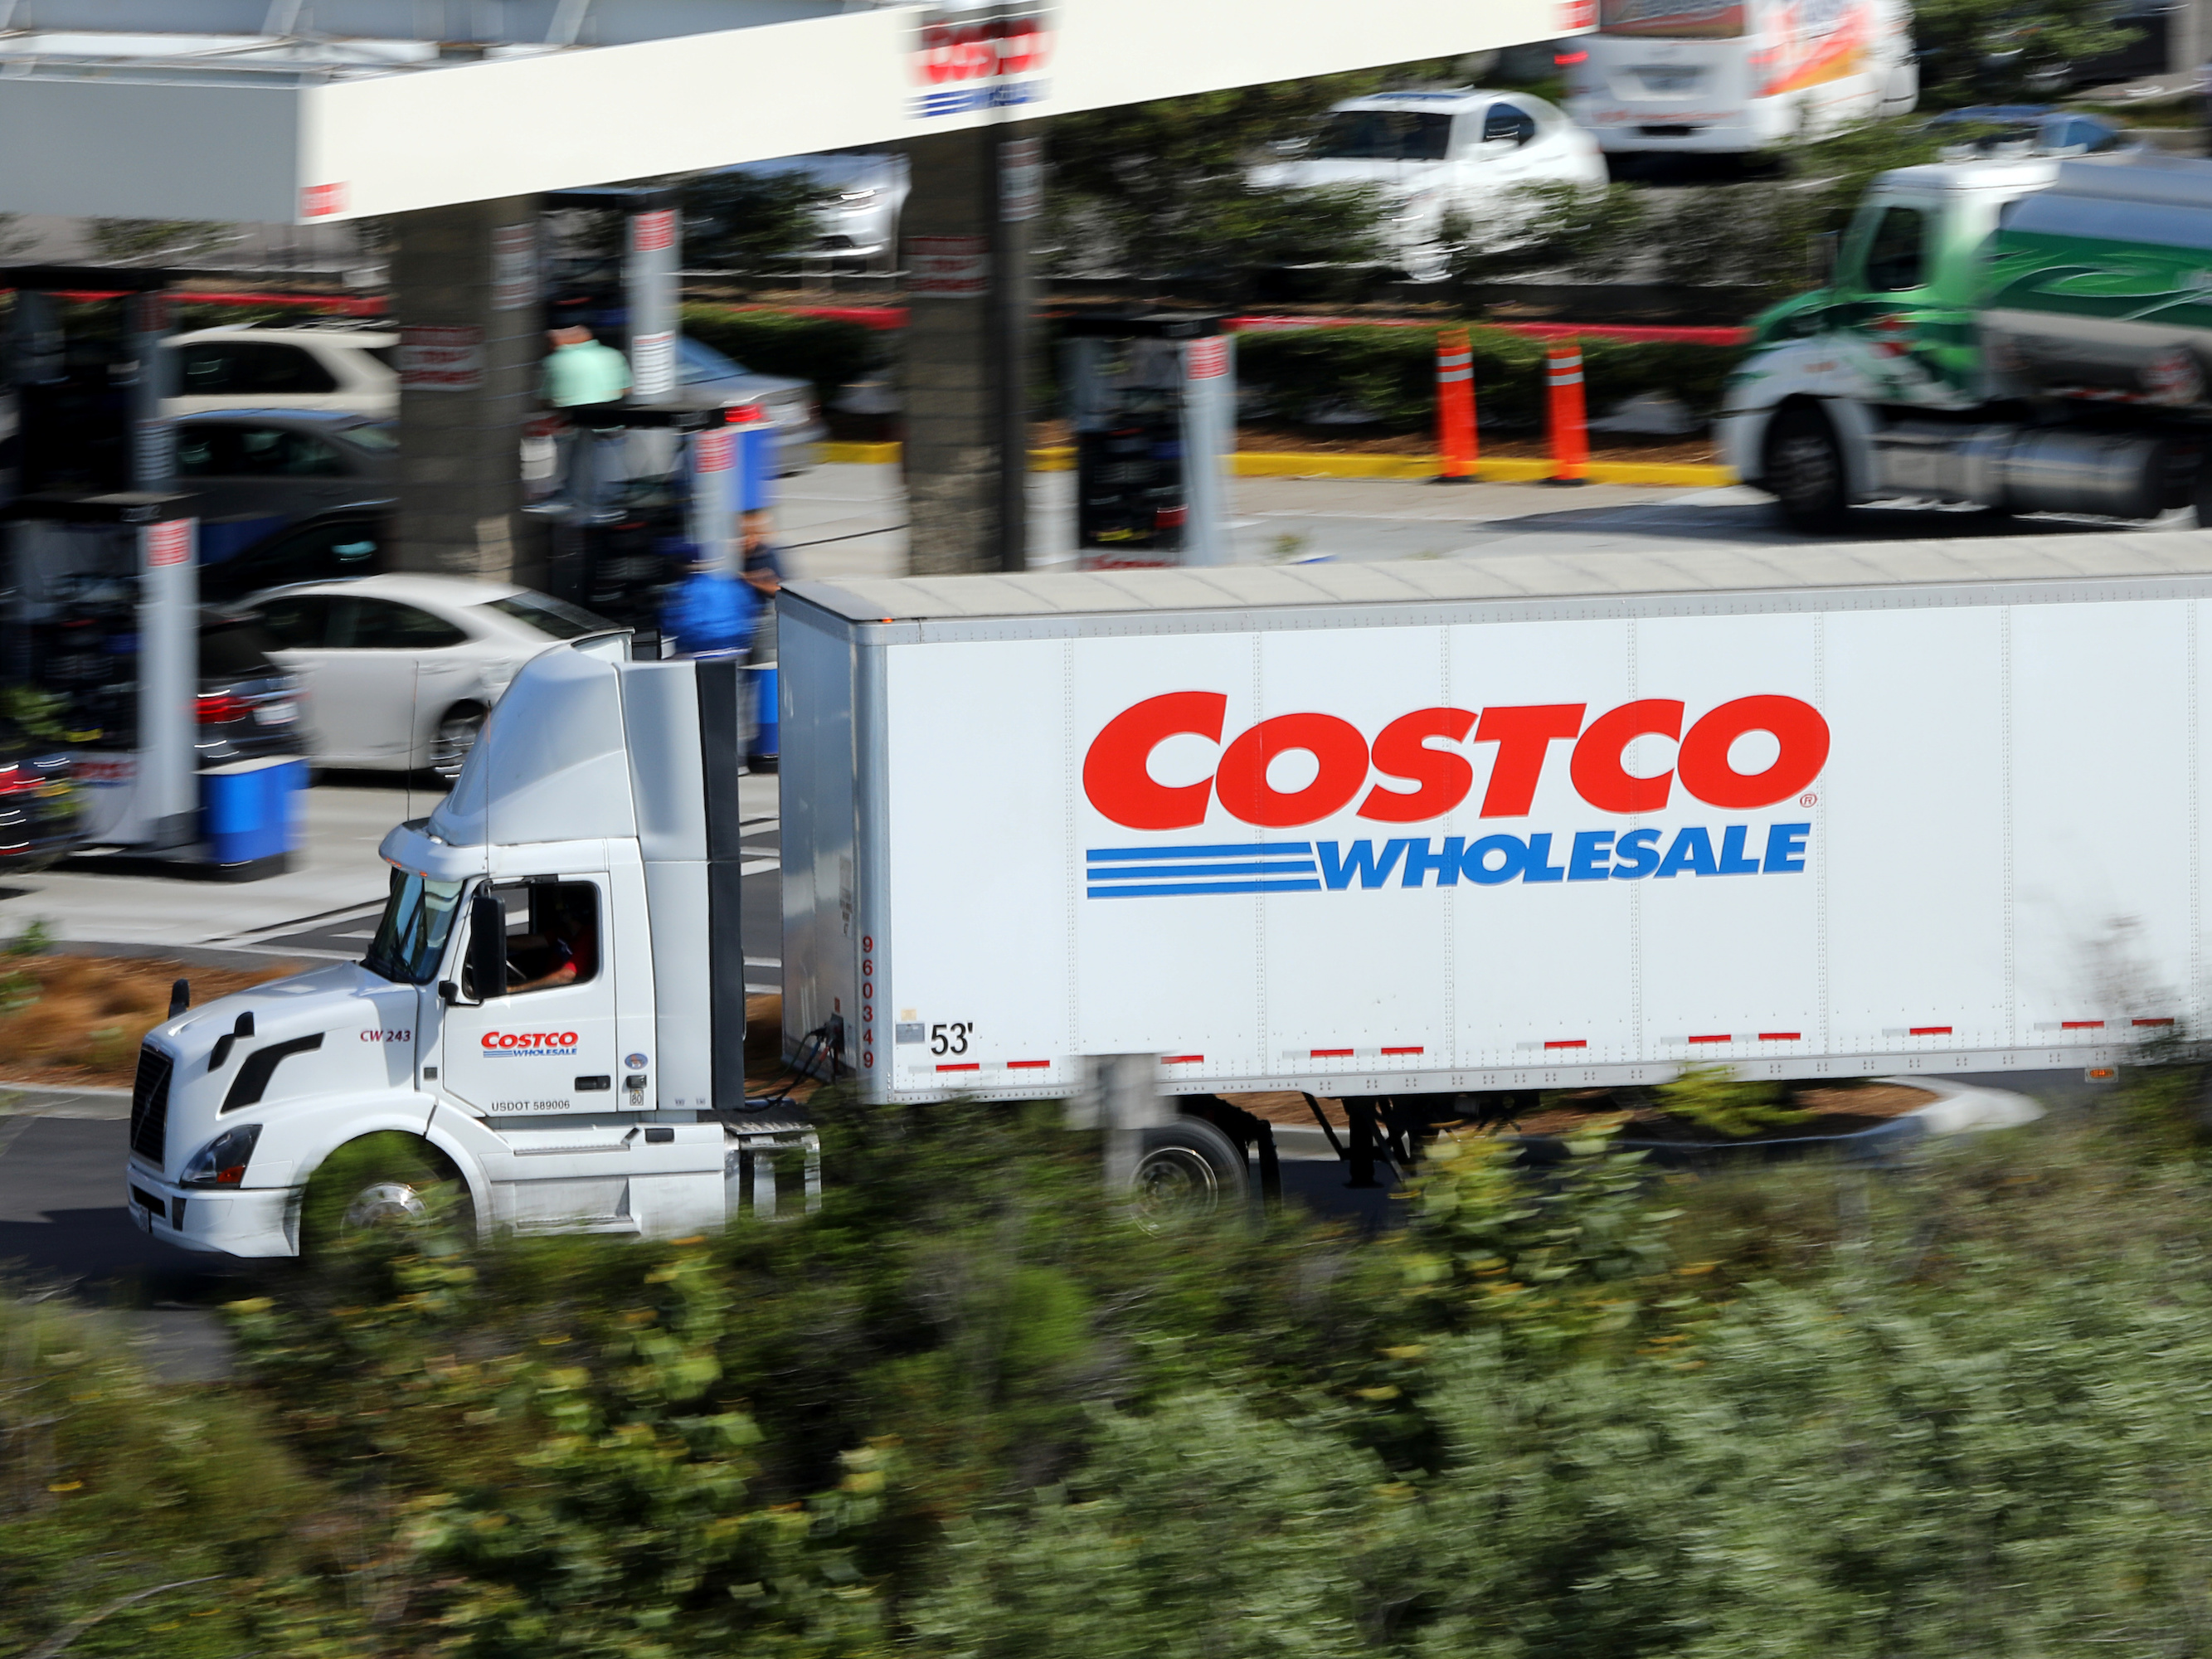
[1130,1117,1247,1228]
[299,1132,474,1257]
[1764,401,1850,533]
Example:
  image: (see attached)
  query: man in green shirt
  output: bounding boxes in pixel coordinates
[542,324,632,411]
[534,326,632,518]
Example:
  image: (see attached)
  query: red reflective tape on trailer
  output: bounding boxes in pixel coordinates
[1006,1060,1051,1069]
[1687,1034,1731,1044]
[1544,1039,1587,1050]
[1164,1054,1204,1063]
[2062,1020,2106,1030]
[1310,1048,1354,1058]
[2135,1017,2176,1027]
[936,1063,980,1072]
[1380,1045,1423,1056]
[1908,1026,1952,1036]
[1758,1031,1801,1041]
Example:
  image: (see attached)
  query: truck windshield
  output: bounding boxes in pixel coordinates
[363,868,464,984]
[1598,0,1748,38]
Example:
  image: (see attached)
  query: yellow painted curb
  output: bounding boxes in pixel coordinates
[819,440,903,465]
[819,441,1733,489]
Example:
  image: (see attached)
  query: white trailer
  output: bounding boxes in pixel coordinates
[780,538,2206,1113]
[121,534,2212,1254]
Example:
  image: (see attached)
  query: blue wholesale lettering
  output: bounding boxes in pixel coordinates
[1314,824,1813,890]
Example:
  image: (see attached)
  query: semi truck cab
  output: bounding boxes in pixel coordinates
[122,640,816,1257]
[1724,150,2212,532]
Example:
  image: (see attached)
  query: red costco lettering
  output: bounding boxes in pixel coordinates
[479,1031,580,1049]
[1082,694,1830,829]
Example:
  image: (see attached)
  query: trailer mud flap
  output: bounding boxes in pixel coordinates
[696,655,751,1103]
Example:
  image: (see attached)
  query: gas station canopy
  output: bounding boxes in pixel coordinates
[0,0,1587,222]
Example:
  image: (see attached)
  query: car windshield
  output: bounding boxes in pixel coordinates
[480,592,616,640]
[678,335,751,384]
[363,868,464,984]
[341,422,398,452]
[1311,110,1453,161]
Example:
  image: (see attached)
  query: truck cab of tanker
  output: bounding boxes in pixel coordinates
[1724,149,2212,532]
[120,640,809,1258]
[1720,154,2056,526]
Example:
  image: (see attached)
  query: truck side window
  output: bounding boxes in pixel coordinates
[507,882,600,995]
[1864,205,1927,292]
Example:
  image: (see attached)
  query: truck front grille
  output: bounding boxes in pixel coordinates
[129,1045,173,1166]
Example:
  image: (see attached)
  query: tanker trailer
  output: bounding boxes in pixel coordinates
[1721,149,2212,532]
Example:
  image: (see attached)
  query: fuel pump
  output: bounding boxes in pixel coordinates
[1,270,302,873]
[1062,313,1234,570]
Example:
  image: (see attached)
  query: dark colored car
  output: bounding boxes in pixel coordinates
[177,409,396,592]
[1923,105,2132,154]
[196,606,309,767]
[0,716,80,870]
[199,511,388,605]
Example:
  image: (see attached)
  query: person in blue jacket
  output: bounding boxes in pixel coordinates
[660,542,751,659]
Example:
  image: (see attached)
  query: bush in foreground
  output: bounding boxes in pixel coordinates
[17,1072,2212,1654]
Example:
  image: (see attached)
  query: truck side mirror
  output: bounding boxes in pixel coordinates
[468,892,507,1000]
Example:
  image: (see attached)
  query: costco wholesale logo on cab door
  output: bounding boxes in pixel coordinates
[1081,692,1828,898]
[482,1030,580,1057]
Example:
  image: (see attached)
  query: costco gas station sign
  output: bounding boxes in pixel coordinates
[912,2,1054,118]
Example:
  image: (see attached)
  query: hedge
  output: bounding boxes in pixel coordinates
[1232,323,1746,434]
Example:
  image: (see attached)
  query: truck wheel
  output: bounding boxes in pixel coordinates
[300,1132,473,1256]
[1764,402,1850,533]
[430,704,487,781]
[1130,1117,1247,1228]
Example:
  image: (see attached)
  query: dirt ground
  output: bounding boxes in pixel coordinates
[0,954,299,1089]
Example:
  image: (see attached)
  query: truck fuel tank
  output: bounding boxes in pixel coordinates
[1873,421,2172,518]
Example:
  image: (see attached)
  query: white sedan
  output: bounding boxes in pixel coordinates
[1248,89,1607,281]
[241,574,617,776]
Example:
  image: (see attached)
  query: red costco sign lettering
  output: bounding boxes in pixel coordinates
[300,182,348,219]
[914,9,1052,83]
[1084,693,1830,830]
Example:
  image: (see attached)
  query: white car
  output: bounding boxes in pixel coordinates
[240,574,617,776]
[711,151,910,264]
[163,324,399,419]
[1249,89,1607,281]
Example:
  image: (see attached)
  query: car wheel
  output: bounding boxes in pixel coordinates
[1128,1117,1247,1228]
[430,704,487,781]
[299,1131,473,1257]
[1763,401,1851,533]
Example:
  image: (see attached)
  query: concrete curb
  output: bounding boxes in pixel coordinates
[814,439,1733,488]
[1892,1075,2047,1134]
[0,1082,132,1120]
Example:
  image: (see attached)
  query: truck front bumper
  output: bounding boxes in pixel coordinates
[125,1170,295,1258]
[1716,408,1767,488]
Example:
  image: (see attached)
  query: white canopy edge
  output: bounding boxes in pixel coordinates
[0,0,1583,221]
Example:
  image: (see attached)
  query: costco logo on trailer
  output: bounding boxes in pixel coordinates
[1082,692,1828,898]
[912,3,1053,118]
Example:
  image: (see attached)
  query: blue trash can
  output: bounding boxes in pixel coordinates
[202,756,306,875]
[746,663,778,766]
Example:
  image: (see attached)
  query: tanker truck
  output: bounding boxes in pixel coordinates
[1722,149,2212,531]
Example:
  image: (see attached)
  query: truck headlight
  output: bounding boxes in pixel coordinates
[181,1124,261,1189]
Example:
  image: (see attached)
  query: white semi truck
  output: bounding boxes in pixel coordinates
[126,538,2212,1252]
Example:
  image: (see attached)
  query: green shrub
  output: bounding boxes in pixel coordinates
[1232,324,1743,434]
[1655,1064,1812,1138]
